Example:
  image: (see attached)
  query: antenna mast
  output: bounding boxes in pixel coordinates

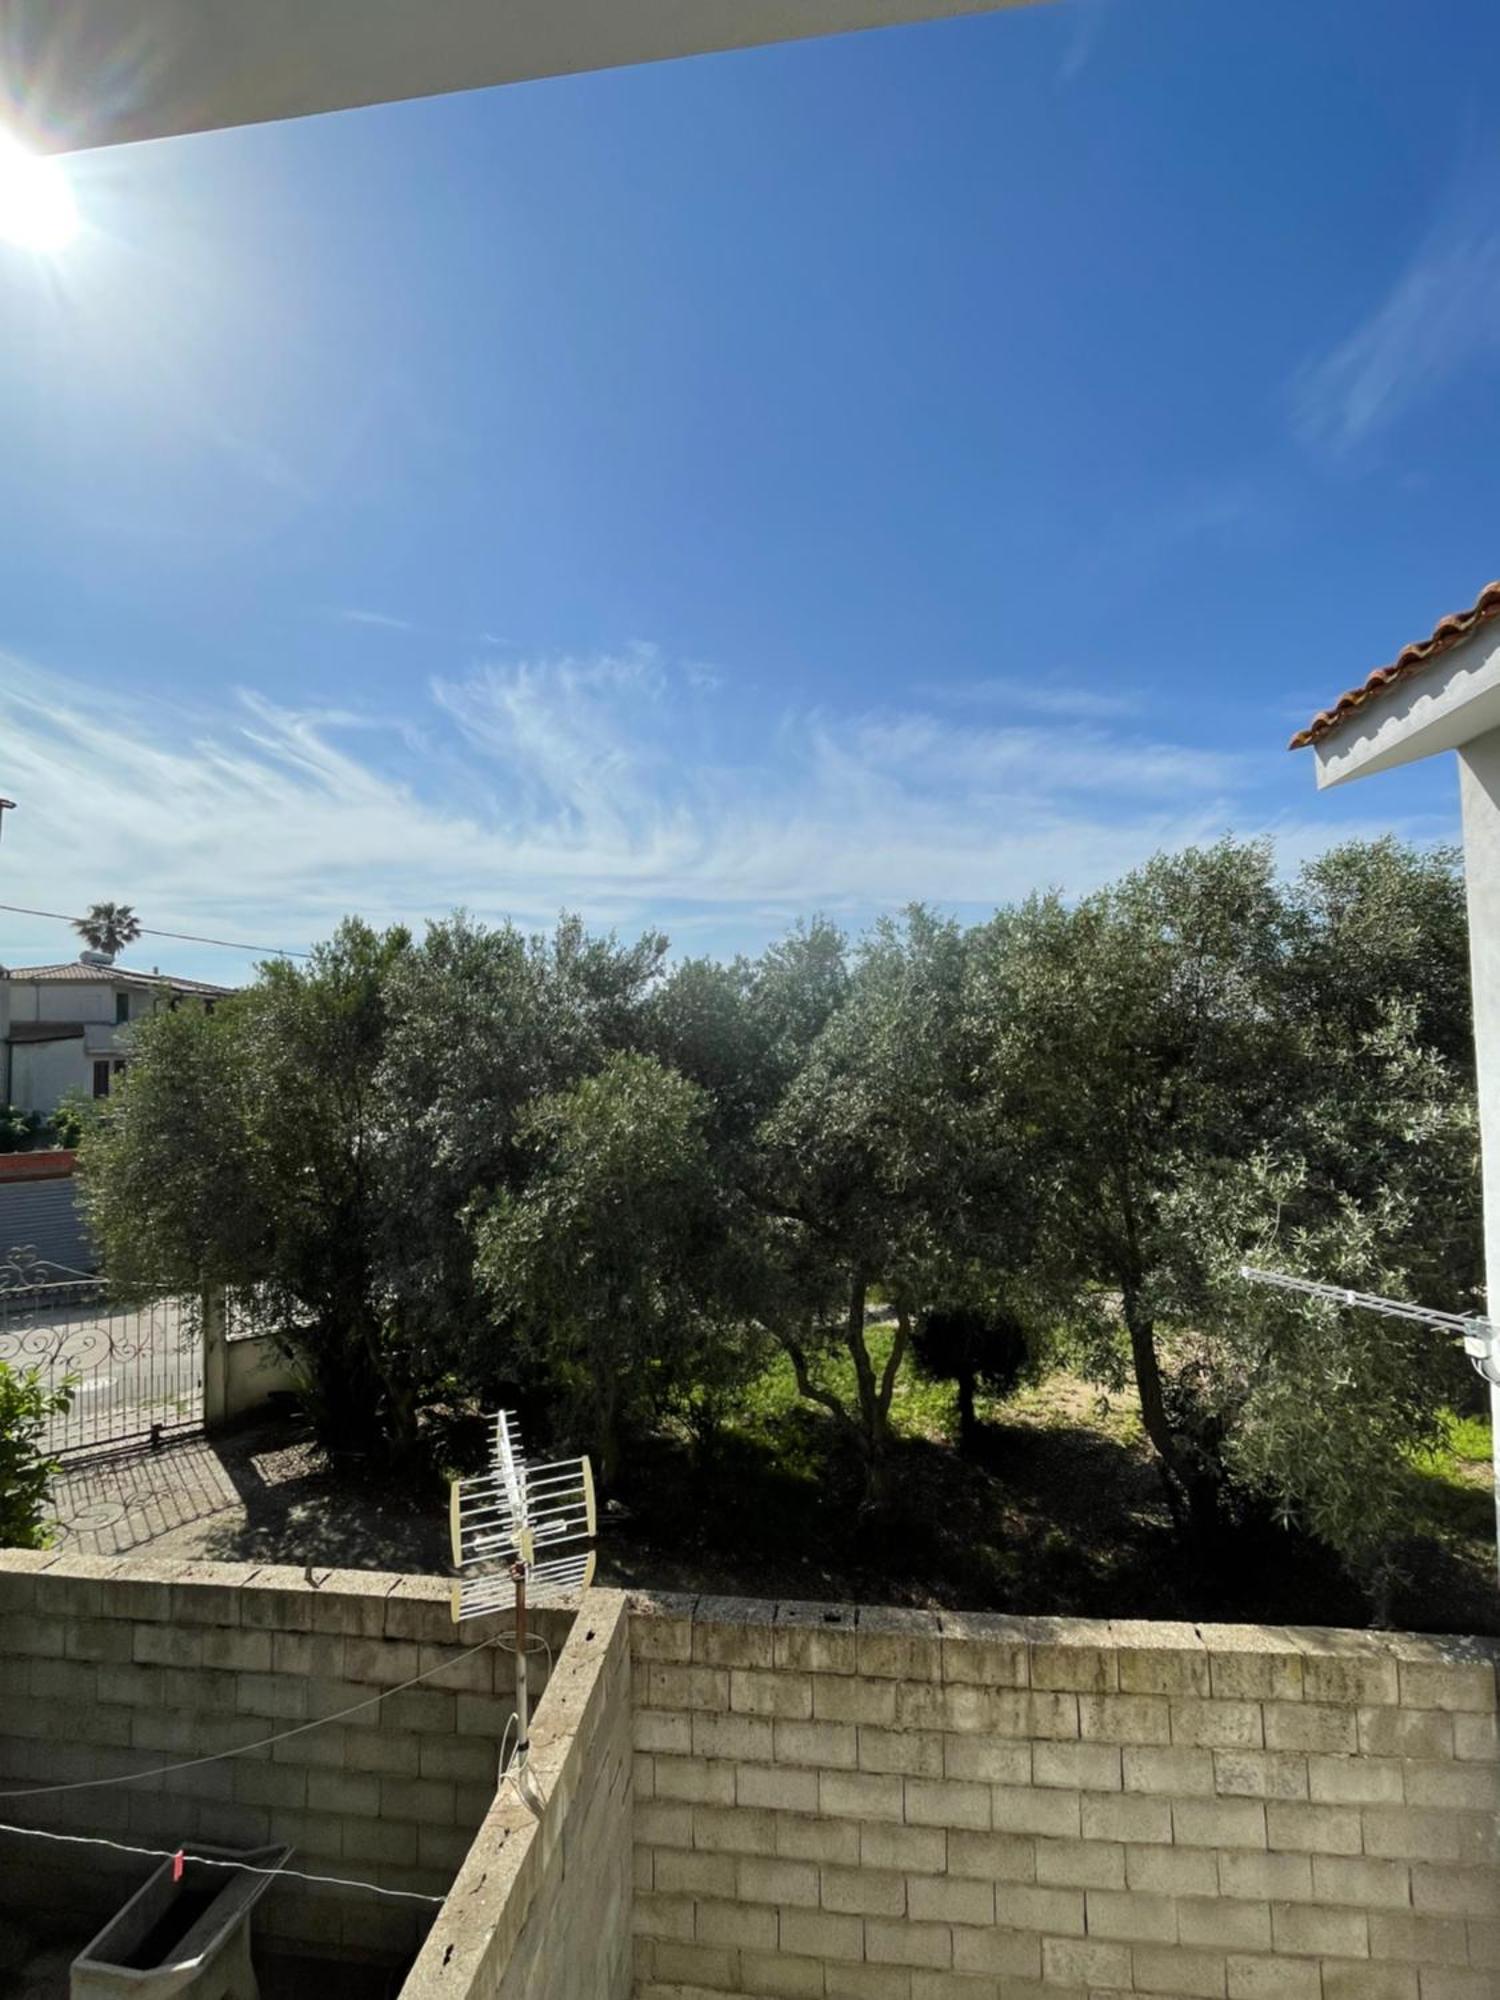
[449,1412,597,1799]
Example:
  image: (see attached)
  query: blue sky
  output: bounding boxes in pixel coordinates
[1,0,1497,980]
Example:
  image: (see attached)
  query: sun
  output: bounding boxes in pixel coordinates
[0,129,79,254]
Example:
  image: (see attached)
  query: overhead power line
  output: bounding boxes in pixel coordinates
[0,901,311,961]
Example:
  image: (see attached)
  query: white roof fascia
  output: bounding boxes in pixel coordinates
[1313,624,1500,789]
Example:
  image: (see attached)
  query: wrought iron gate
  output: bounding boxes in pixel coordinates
[0,1248,203,1459]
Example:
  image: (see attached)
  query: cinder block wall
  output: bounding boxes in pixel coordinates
[402,1589,634,2000]
[629,1596,1500,2000]
[0,1552,569,1961]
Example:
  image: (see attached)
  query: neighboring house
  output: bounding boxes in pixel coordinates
[0,953,233,1115]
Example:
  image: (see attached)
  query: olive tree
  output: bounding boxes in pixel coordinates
[475,1051,748,1487]
[84,918,421,1460]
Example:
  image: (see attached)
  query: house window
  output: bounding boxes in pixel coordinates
[114,991,130,1024]
[92,1060,111,1099]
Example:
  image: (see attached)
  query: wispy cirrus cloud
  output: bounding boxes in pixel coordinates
[0,647,1446,976]
[1293,167,1500,455]
[332,607,417,632]
[939,675,1144,722]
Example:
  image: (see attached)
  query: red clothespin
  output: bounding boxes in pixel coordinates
[172,1850,184,1882]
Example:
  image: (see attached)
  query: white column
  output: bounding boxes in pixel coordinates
[1457,729,1500,1578]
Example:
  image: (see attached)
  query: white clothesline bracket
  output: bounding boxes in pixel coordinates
[1238,1265,1500,1386]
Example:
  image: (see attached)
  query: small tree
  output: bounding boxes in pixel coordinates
[74,902,142,959]
[0,1362,72,1548]
[912,1302,1031,1455]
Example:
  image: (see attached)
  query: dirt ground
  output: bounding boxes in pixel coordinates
[47,1384,1500,1637]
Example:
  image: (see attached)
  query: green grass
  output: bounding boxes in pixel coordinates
[1405,1406,1495,1544]
[729,1324,961,1452]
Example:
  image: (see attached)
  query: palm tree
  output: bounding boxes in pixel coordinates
[74,902,143,961]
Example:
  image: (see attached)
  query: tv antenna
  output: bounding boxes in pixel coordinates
[449,1412,596,1801]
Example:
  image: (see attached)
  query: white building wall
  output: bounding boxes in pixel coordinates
[10,1039,92,1116]
[35,981,114,1024]
[1456,728,1500,1520]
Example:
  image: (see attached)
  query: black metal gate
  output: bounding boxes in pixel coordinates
[0,1248,202,1459]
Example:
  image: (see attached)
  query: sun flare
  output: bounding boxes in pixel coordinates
[0,130,79,253]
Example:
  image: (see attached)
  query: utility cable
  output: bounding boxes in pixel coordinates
[0,901,310,961]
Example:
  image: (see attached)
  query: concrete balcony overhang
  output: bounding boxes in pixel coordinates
[1,0,1046,155]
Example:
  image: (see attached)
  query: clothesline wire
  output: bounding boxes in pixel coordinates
[0,1820,445,1905]
[0,1629,552,1802]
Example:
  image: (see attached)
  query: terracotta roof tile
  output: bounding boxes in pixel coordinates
[1290,580,1500,749]
[1,962,234,996]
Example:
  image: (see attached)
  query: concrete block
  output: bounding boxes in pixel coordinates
[1033,1740,1120,1791]
[1086,1886,1178,1941]
[950,1923,1043,1976]
[775,1602,858,1676]
[1367,1910,1469,1964]
[1311,1854,1411,1909]
[653,1847,737,1897]
[734,1668,814,1719]
[695,1894,778,1949]
[1040,1937,1133,1990]
[861,1821,946,1873]
[1079,1692,1172,1744]
[856,1606,943,1683]
[864,1915,955,1968]
[776,1812,860,1864]
[693,1597,776,1671]
[821,1863,907,1916]
[1111,1620,1209,1699]
[1171,1700,1266,1749]
[1225,1953,1321,1999]
[862,1725,944,1776]
[738,1760,818,1813]
[653,1754,735,1805]
[1270,1900,1368,1957]
[1128,1845,1221,1900]
[1034,1834,1125,1889]
[1081,1791,1170,1845]
[1213,1750,1308,1800]
[1173,1796,1267,1850]
[1131,1943,1230,1996]
[990,1882,1084,1935]
[904,1777,992,1829]
[779,1904,863,1961]
[1263,1701,1357,1755]
[1178,1892,1271,1949]
[737,1854,820,1907]
[820,1769,905,1822]
[942,1735,1030,1785]
[945,1829,1036,1883]
[690,1710,774,1763]
[1028,1619,1119,1693]
[939,1611,1030,1690]
[1217,1852,1313,1904]
[776,1719,858,1769]
[1264,1800,1361,1854]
